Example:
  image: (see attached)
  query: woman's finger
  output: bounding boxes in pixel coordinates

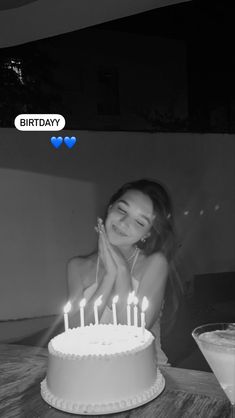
[100,232,114,262]
[98,225,126,268]
[104,233,126,264]
[97,221,119,267]
[98,231,106,260]
[98,230,109,262]
[98,230,118,273]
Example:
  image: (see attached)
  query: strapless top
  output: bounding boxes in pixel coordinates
[83,277,169,365]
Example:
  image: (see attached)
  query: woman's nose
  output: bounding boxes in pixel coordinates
[119,214,130,226]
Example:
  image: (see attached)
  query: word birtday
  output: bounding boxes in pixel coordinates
[14,114,65,131]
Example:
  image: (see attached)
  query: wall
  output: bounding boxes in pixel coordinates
[149,135,235,278]
[0,167,97,319]
[0,129,234,320]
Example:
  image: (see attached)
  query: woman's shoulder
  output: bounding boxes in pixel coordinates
[141,252,169,282]
[67,253,96,270]
[145,251,168,269]
[67,253,97,288]
[135,251,168,284]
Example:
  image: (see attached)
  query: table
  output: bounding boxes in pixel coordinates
[0,344,231,418]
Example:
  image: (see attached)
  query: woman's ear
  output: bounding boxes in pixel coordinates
[140,232,151,243]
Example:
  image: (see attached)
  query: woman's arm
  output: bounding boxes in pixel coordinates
[112,266,133,324]
[137,253,168,330]
[97,225,134,323]
[67,257,86,327]
[112,252,168,327]
[81,272,115,325]
[67,229,118,327]
[67,257,116,327]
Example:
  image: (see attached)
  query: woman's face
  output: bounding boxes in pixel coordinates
[105,189,155,248]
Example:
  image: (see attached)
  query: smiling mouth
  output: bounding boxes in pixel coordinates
[112,224,128,237]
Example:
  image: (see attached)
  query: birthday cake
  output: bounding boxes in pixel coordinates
[41,324,165,414]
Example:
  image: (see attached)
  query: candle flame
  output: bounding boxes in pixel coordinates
[141,296,149,312]
[64,300,72,314]
[127,291,135,305]
[112,295,119,304]
[94,295,102,307]
[79,298,86,308]
[133,296,138,306]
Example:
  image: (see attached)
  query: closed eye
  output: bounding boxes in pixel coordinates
[136,220,145,227]
[118,206,127,214]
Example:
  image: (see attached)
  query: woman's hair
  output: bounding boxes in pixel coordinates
[105,178,184,328]
[105,178,177,261]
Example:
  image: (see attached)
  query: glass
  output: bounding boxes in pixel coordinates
[192,323,235,418]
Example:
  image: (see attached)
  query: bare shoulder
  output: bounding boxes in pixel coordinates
[145,252,168,271]
[138,252,169,288]
[135,251,168,281]
[68,253,96,269]
[67,256,88,272]
[67,255,95,292]
[137,252,169,306]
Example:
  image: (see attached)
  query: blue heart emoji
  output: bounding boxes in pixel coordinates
[64,136,76,149]
[50,136,63,149]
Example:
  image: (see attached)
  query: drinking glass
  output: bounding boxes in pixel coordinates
[192,323,235,418]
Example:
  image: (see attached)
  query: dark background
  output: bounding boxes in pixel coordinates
[0,0,234,132]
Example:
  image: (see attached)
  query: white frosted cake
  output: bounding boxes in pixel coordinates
[41,324,165,414]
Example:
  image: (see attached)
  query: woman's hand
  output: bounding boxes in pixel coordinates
[97,219,133,305]
[96,219,118,280]
[97,218,129,273]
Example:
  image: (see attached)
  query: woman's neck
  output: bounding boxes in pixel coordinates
[116,245,138,262]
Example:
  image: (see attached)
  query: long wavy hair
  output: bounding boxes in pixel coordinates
[105,178,184,329]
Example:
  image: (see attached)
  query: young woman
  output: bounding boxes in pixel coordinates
[67,179,180,365]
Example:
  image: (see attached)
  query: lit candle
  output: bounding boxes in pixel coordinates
[63,301,71,332]
[141,297,149,340]
[94,295,102,325]
[127,291,134,326]
[112,295,119,326]
[79,298,86,327]
[133,296,138,327]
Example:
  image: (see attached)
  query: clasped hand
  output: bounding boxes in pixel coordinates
[95,218,129,279]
